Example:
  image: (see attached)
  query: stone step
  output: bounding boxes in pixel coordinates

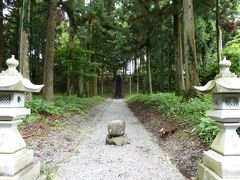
[0,149,33,176]
[0,161,40,180]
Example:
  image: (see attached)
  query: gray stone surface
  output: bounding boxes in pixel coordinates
[106,133,130,146]
[107,120,126,136]
[54,99,184,180]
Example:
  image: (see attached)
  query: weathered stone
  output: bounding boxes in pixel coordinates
[203,150,240,178]
[106,133,130,146]
[0,56,44,180]
[0,149,33,176]
[107,120,126,136]
[210,123,240,155]
[0,120,26,153]
[0,161,41,180]
[194,58,240,180]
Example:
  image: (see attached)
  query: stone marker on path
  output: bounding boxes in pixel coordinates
[0,56,46,180]
[106,120,130,146]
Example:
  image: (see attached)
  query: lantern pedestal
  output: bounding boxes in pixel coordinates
[196,122,240,180]
[194,58,240,180]
[210,122,240,155]
[0,56,46,180]
[0,121,46,180]
[197,150,240,179]
[0,161,46,180]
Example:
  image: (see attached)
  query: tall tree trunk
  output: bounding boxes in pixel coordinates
[67,28,74,96]
[0,0,3,70]
[216,0,222,62]
[43,0,58,101]
[101,68,104,96]
[146,45,152,94]
[93,69,98,96]
[173,0,185,94]
[129,75,132,95]
[135,58,139,94]
[183,0,199,98]
[77,75,84,97]
[140,54,146,94]
[13,2,21,58]
[85,80,90,97]
[19,0,31,100]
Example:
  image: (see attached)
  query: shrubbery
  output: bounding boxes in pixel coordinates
[24,95,104,125]
[127,93,218,144]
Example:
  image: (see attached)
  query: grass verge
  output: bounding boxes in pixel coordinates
[126,93,218,144]
[20,95,105,131]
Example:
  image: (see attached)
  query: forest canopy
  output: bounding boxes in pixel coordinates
[0,0,239,100]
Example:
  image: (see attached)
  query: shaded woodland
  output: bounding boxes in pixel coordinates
[0,0,240,100]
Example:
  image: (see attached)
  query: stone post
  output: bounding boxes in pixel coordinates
[194,57,240,180]
[0,56,46,180]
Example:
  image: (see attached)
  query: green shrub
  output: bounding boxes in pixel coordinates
[195,117,219,144]
[24,95,104,125]
[127,93,218,144]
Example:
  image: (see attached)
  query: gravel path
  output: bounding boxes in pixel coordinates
[54,99,184,180]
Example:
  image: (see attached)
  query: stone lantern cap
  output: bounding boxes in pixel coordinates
[0,55,43,92]
[194,57,240,94]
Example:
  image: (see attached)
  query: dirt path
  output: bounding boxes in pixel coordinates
[51,99,184,180]
[25,99,111,178]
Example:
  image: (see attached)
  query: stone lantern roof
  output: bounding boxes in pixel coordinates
[194,57,240,94]
[0,55,43,92]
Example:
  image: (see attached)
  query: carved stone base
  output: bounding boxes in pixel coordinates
[196,150,240,180]
[0,149,33,176]
[197,163,223,180]
[0,119,47,180]
[0,120,26,153]
[0,161,46,180]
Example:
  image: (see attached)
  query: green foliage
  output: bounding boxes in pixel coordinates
[224,34,240,75]
[41,162,57,180]
[127,93,218,144]
[24,95,104,125]
[195,117,219,144]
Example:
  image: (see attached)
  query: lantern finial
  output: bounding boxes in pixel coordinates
[5,55,21,76]
[215,57,236,79]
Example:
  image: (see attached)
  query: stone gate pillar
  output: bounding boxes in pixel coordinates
[0,56,46,180]
[194,57,240,180]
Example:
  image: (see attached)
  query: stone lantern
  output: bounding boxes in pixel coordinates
[194,57,240,180]
[0,56,45,180]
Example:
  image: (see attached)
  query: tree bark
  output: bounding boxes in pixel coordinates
[216,0,222,62]
[183,0,199,98]
[101,68,104,96]
[93,69,98,96]
[146,45,152,94]
[173,0,185,94]
[135,58,139,94]
[19,0,32,100]
[85,81,90,97]
[77,75,84,97]
[140,54,146,94]
[129,75,132,95]
[67,28,74,96]
[0,0,3,70]
[43,0,58,101]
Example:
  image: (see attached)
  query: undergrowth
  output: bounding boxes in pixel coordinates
[21,95,104,128]
[127,93,218,144]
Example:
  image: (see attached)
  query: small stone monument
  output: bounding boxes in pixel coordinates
[106,120,130,146]
[0,56,45,180]
[194,57,240,180]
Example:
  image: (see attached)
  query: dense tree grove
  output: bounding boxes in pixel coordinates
[1,0,240,100]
